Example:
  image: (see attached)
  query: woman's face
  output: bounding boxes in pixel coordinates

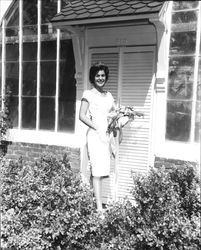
[94,70,106,89]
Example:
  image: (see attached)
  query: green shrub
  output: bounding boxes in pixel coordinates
[1,154,99,249]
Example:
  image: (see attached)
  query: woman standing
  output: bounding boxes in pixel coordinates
[79,63,115,212]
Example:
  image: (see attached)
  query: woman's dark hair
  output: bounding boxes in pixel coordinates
[89,62,109,84]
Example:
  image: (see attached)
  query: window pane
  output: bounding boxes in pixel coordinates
[195,59,201,142]
[23,25,38,37]
[5,27,19,37]
[8,96,18,128]
[200,33,201,55]
[6,1,19,27]
[22,62,37,96]
[166,101,191,141]
[173,1,198,11]
[197,59,201,100]
[172,11,197,24]
[6,63,19,95]
[0,42,2,59]
[22,97,36,129]
[5,1,19,37]
[59,100,75,132]
[40,97,55,130]
[58,40,76,132]
[23,42,37,61]
[171,11,197,32]
[194,101,201,142]
[41,0,57,34]
[40,62,56,96]
[41,41,56,60]
[23,0,37,25]
[0,63,2,93]
[61,0,67,9]
[6,43,19,61]
[168,57,194,100]
[41,0,57,24]
[170,31,196,55]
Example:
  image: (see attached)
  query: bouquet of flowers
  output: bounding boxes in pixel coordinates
[107,106,144,143]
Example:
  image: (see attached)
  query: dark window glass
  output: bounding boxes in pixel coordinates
[23,25,37,36]
[172,11,197,24]
[8,96,18,128]
[40,61,56,96]
[6,63,19,95]
[5,27,19,37]
[58,40,76,132]
[61,0,67,9]
[0,43,2,59]
[195,59,201,142]
[171,11,197,32]
[200,34,201,55]
[41,0,57,24]
[5,1,19,37]
[197,59,201,101]
[0,63,2,94]
[23,0,37,25]
[168,57,194,100]
[6,43,19,61]
[23,42,37,61]
[40,97,55,130]
[41,41,56,60]
[173,1,198,11]
[22,97,36,129]
[194,101,200,142]
[170,31,196,55]
[41,0,57,34]
[23,0,37,36]
[166,101,191,141]
[22,62,37,96]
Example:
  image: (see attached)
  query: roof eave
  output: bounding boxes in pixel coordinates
[51,12,160,28]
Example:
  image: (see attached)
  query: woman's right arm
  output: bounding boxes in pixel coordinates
[79,100,97,130]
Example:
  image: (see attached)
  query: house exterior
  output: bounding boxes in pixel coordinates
[0,0,200,200]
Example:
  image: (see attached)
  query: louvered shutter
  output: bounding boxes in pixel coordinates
[90,49,119,201]
[89,46,155,201]
[118,47,155,199]
[90,50,119,100]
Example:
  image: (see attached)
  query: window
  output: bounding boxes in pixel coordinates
[59,40,76,132]
[166,1,200,143]
[5,1,19,127]
[2,0,76,132]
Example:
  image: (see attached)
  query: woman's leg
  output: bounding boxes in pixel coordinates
[92,176,103,211]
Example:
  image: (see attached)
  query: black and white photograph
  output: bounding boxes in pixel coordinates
[0,0,200,249]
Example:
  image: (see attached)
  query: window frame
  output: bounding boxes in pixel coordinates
[166,1,201,144]
[1,0,79,147]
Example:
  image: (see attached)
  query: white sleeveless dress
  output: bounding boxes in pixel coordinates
[82,88,114,177]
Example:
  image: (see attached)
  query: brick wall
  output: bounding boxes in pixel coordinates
[1,141,80,172]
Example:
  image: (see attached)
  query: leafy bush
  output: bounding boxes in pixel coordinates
[1,155,200,250]
[0,91,12,142]
[94,164,201,250]
[1,154,99,249]
[131,165,201,249]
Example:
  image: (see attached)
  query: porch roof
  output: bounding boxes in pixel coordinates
[51,0,164,26]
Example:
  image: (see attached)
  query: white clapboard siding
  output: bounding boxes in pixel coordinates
[90,50,119,201]
[118,49,154,199]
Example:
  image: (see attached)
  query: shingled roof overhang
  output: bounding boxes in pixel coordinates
[51,0,164,27]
